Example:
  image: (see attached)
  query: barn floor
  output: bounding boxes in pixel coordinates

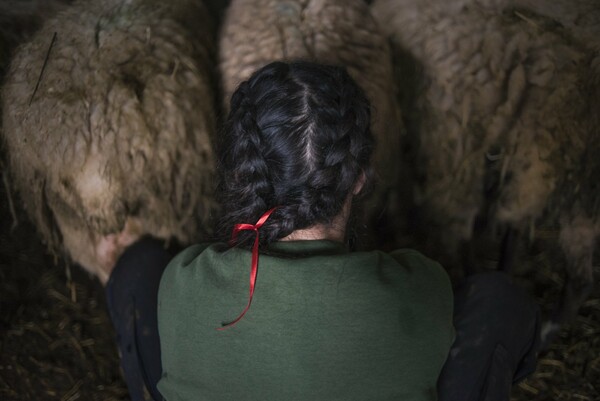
[0,173,598,401]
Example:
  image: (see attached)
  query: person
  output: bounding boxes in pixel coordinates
[104,61,540,401]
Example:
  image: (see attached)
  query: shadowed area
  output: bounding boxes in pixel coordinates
[0,0,598,400]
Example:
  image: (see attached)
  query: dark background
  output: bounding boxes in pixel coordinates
[0,0,598,400]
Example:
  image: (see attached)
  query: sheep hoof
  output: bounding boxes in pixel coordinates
[539,320,561,350]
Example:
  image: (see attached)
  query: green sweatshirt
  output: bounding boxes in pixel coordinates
[157,240,454,401]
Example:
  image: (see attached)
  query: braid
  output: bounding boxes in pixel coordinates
[303,67,373,213]
[217,61,374,247]
[218,83,272,244]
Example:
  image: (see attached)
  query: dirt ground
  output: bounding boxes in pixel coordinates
[0,174,129,401]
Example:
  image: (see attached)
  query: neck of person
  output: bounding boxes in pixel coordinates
[279,196,352,243]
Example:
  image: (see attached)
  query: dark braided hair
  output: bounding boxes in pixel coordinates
[217,61,374,247]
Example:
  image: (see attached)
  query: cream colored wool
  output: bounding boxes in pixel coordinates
[373,0,600,342]
[1,0,217,282]
[219,0,404,245]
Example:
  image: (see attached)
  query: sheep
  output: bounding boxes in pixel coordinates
[372,0,600,345]
[218,0,405,247]
[1,0,218,284]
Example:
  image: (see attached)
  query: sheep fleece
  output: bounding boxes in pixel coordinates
[1,0,217,281]
[372,0,600,261]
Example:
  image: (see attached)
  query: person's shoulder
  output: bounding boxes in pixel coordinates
[388,248,452,296]
[388,248,435,264]
[389,248,443,273]
[159,242,225,289]
[169,242,220,267]
[389,248,454,339]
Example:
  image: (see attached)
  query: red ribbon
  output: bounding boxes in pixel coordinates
[218,207,278,330]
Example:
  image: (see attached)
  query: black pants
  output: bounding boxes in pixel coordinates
[105,238,540,401]
[437,272,540,401]
[105,238,171,401]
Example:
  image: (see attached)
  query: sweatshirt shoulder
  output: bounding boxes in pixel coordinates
[158,242,219,294]
[389,249,452,300]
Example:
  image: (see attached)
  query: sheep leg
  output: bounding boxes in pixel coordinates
[540,217,596,348]
[540,252,595,349]
[498,227,520,274]
[461,239,479,276]
[462,215,487,276]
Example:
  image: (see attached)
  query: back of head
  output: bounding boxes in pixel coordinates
[217,61,374,246]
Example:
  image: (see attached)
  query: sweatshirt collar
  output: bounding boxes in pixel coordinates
[266,239,349,256]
